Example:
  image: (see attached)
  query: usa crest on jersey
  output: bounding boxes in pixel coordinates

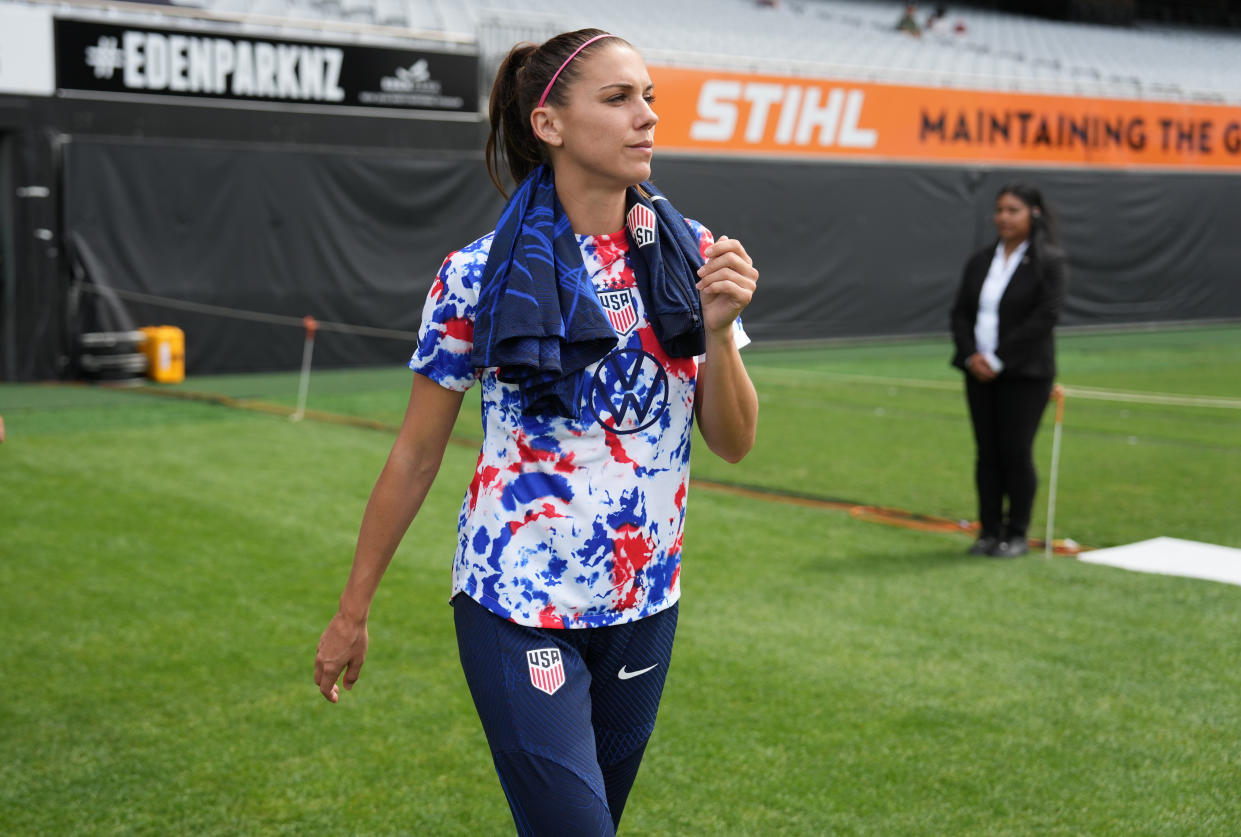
[598,288,637,336]
[527,647,565,695]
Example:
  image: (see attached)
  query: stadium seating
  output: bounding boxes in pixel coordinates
[165,0,1240,102]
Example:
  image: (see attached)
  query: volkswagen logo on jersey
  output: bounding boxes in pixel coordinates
[626,203,656,248]
[527,647,565,695]
[598,288,638,336]
[589,349,669,435]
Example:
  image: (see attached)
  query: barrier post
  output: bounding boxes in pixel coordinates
[1044,384,1066,559]
[291,315,318,422]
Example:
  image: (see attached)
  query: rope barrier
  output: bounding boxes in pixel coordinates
[1059,385,1241,410]
[78,283,420,341]
[759,366,1241,410]
[78,283,1236,410]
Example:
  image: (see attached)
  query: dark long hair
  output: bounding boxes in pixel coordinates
[996,181,1059,256]
[485,29,629,197]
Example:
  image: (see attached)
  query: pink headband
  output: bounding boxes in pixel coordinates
[537,33,617,108]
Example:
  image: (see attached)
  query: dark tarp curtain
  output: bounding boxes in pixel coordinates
[63,140,503,374]
[651,158,1241,342]
[62,140,1241,376]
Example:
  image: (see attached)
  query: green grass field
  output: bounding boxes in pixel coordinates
[2,326,1240,835]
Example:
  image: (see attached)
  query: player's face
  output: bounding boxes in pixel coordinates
[994,193,1033,244]
[542,44,658,190]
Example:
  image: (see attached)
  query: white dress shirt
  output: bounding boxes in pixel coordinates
[974,239,1029,373]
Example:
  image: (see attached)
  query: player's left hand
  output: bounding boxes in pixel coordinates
[696,236,758,337]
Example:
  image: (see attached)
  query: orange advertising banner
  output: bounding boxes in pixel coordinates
[648,65,1241,171]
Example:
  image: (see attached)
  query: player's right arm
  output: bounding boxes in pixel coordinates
[314,373,465,703]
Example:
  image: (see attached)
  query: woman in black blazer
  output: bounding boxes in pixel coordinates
[950,182,1069,558]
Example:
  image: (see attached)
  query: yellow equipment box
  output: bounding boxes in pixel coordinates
[139,326,185,383]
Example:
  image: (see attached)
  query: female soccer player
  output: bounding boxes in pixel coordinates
[315,28,759,835]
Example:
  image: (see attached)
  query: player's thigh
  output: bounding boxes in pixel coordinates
[453,595,607,799]
[587,603,679,762]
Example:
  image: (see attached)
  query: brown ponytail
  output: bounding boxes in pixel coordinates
[484,28,629,197]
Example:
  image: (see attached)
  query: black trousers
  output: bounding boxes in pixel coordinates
[964,375,1053,540]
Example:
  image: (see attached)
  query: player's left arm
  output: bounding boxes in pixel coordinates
[694,235,759,463]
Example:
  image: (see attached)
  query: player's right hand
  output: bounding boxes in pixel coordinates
[315,612,368,703]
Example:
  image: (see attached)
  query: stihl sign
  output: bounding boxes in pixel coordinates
[650,65,1241,170]
[689,81,877,148]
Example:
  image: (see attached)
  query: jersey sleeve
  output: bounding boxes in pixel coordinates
[408,235,491,391]
[685,218,752,356]
[685,216,714,262]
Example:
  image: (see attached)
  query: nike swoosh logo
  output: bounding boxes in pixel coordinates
[617,663,659,680]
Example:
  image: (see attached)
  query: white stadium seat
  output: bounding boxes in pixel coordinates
[172,0,1240,102]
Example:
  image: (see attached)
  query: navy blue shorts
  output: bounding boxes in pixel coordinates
[453,594,678,836]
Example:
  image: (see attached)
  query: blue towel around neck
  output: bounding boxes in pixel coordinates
[472,165,705,418]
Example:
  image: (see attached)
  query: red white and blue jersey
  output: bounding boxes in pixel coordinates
[410,220,748,629]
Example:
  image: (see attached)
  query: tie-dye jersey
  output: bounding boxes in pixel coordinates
[410,220,748,629]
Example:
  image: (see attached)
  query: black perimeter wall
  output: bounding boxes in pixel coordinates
[0,91,498,379]
[62,138,501,376]
[652,157,1241,342]
[5,93,1241,380]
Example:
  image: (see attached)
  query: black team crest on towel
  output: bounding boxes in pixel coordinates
[627,203,657,248]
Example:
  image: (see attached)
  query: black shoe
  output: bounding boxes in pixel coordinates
[992,538,1029,558]
[967,536,1000,556]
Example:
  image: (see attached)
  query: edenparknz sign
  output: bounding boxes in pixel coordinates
[54,18,478,113]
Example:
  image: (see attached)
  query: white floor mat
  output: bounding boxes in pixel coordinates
[1078,537,1241,587]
